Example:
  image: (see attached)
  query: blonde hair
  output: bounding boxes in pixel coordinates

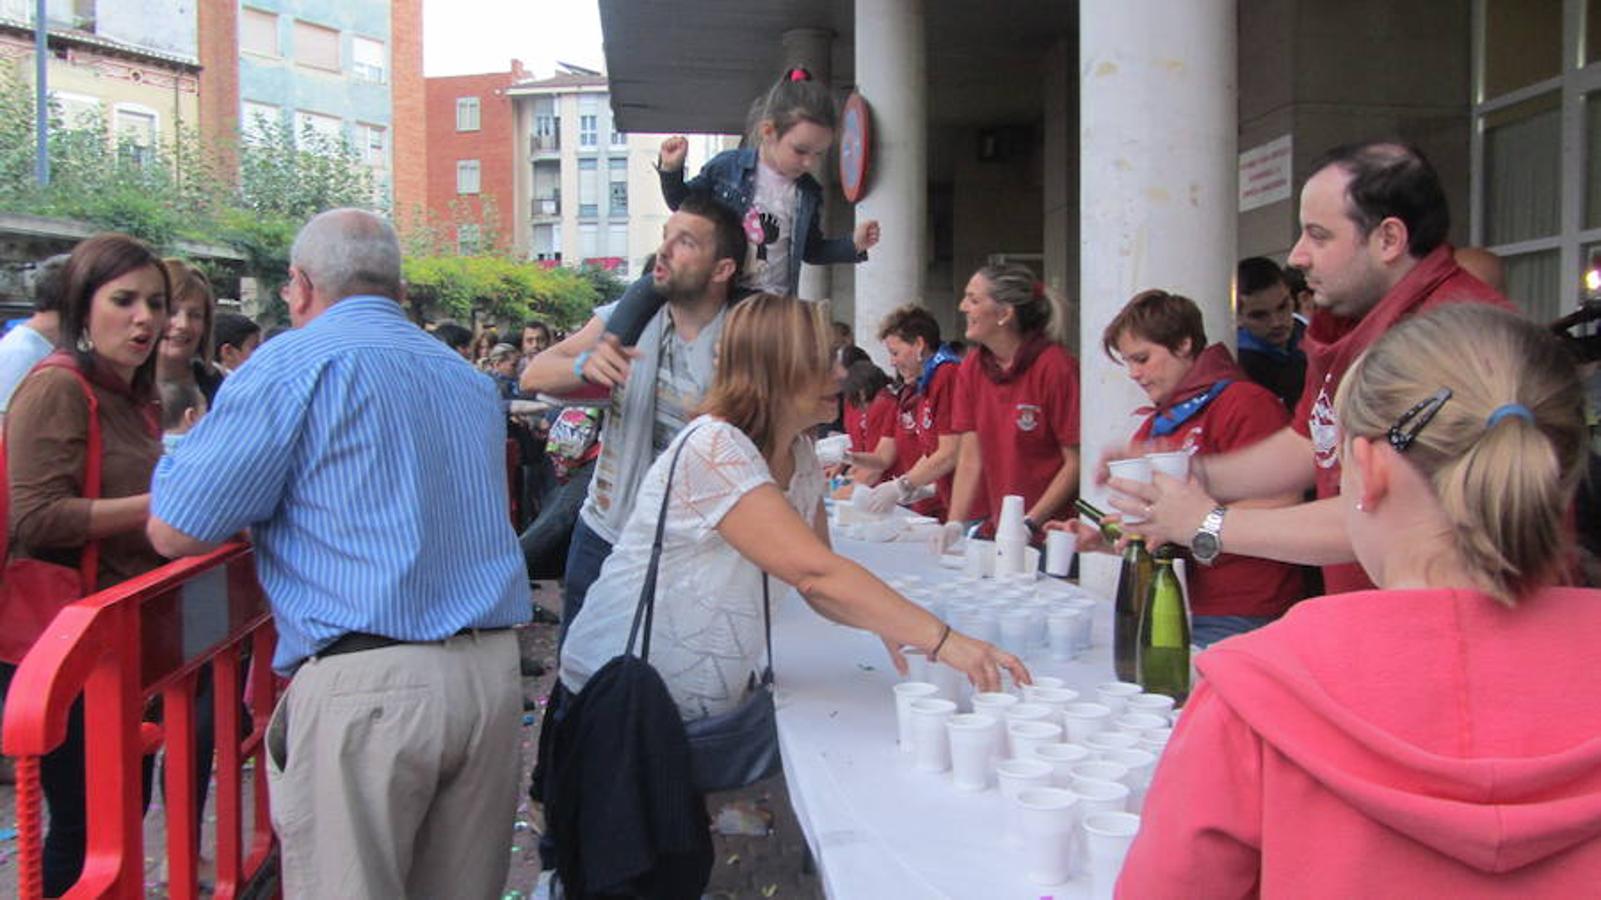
[1335,304,1587,603]
[974,262,1071,346]
[701,293,832,457]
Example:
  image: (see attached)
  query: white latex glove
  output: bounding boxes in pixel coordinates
[861,478,904,516]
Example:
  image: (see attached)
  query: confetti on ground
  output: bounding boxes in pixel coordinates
[0,827,15,841]
[762,885,778,897]
[725,853,740,866]
[522,714,536,726]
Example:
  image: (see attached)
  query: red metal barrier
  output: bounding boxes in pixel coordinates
[2,541,279,899]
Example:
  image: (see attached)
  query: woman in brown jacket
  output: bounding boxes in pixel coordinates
[3,232,169,896]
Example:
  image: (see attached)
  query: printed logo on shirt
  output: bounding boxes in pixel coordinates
[1015,403,1041,433]
[900,409,917,431]
[1310,376,1340,469]
[921,405,934,432]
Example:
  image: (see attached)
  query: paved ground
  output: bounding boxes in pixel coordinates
[0,580,822,899]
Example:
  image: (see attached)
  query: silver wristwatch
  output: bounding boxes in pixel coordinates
[1192,506,1227,565]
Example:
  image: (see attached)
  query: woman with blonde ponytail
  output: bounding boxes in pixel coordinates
[1122,304,1601,898]
[943,263,1081,542]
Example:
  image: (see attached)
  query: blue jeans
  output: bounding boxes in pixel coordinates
[1191,615,1275,649]
[557,516,614,652]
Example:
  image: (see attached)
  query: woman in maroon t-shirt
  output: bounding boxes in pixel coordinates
[1066,289,1304,646]
[837,358,899,489]
[849,304,974,521]
[947,263,1081,539]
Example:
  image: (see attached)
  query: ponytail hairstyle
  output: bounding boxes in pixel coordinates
[757,67,836,140]
[973,262,1069,345]
[1335,304,1588,603]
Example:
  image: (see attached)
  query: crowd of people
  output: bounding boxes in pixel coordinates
[0,62,1597,900]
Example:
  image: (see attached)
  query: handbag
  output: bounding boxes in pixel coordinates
[626,425,782,794]
[0,361,102,664]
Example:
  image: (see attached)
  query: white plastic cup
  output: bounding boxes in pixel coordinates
[1015,787,1080,885]
[1063,597,1096,650]
[1021,684,1080,710]
[1127,693,1176,722]
[1139,728,1173,754]
[999,609,1032,654]
[1008,720,1065,760]
[1083,731,1142,757]
[1096,681,1143,717]
[1106,458,1153,523]
[909,697,957,772]
[1115,712,1169,736]
[901,647,930,683]
[1029,675,1066,691]
[998,494,1028,535]
[1083,811,1141,898]
[1103,747,1159,810]
[973,692,1017,758]
[1061,701,1114,743]
[1068,779,1133,874]
[1145,450,1191,481]
[1044,529,1076,577]
[996,758,1054,843]
[1047,610,1081,660]
[1034,742,1093,787]
[994,535,1029,578]
[964,538,993,577]
[1069,760,1133,793]
[947,713,998,792]
[893,682,940,753]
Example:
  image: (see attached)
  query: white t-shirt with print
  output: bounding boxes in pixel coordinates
[560,415,825,721]
[744,162,797,294]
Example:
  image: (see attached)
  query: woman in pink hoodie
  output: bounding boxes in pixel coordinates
[1119,304,1601,898]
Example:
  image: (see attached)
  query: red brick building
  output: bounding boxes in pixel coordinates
[424,60,526,255]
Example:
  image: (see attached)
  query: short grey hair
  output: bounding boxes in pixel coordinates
[289,208,403,301]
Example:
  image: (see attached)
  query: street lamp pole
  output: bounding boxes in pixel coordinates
[34,0,49,187]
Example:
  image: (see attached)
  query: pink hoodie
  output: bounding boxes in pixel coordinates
[1118,586,1601,898]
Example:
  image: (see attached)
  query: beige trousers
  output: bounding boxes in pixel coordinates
[265,630,522,899]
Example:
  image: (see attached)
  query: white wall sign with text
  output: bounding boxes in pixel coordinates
[1238,135,1293,213]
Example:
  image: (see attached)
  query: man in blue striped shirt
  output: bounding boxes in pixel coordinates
[148,208,528,899]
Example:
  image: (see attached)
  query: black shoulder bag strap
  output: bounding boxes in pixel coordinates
[625,424,774,682]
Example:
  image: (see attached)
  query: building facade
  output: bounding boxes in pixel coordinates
[0,0,201,163]
[195,0,424,211]
[424,60,525,255]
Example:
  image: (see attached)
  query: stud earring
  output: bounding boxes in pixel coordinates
[1354,500,1366,512]
[76,333,93,353]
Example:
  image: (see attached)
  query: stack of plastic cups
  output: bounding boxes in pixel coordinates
[993,494,1030,577]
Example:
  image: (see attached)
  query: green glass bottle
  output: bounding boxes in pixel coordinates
[1138,552,1191,703]
[1112,538,1154,683]
[1077,497,1149,682]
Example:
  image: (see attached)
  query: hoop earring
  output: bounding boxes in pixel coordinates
[76,333,93,353]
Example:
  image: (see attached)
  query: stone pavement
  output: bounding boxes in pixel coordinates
[0,580,823,899]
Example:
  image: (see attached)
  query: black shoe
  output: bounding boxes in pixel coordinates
[530,604,561,625]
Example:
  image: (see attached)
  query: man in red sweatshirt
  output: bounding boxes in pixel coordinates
[1107,141,1512,594]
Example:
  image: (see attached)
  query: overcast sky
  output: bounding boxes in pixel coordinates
[423,0,606,78]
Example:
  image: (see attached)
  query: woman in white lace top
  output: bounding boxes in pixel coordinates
[561,293,1029,720]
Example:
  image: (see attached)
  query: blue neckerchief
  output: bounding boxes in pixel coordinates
[916,343,963,394]
[1150,379,1232,437]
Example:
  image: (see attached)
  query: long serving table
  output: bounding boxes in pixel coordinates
[772,536,1126,900]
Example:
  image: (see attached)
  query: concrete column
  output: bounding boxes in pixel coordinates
[1079,0,1237,593]
[783,27,837,306]
[1043,36,1078,350]
[854,0,926,370]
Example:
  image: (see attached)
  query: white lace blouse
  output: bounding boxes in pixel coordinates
[559,416,825,720]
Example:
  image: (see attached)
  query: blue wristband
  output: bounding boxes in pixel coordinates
[573,350,592,382]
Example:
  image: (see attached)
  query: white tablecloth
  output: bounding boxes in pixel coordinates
[772,537,1123,900]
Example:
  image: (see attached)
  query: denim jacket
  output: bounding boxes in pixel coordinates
[660,147,864,295]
